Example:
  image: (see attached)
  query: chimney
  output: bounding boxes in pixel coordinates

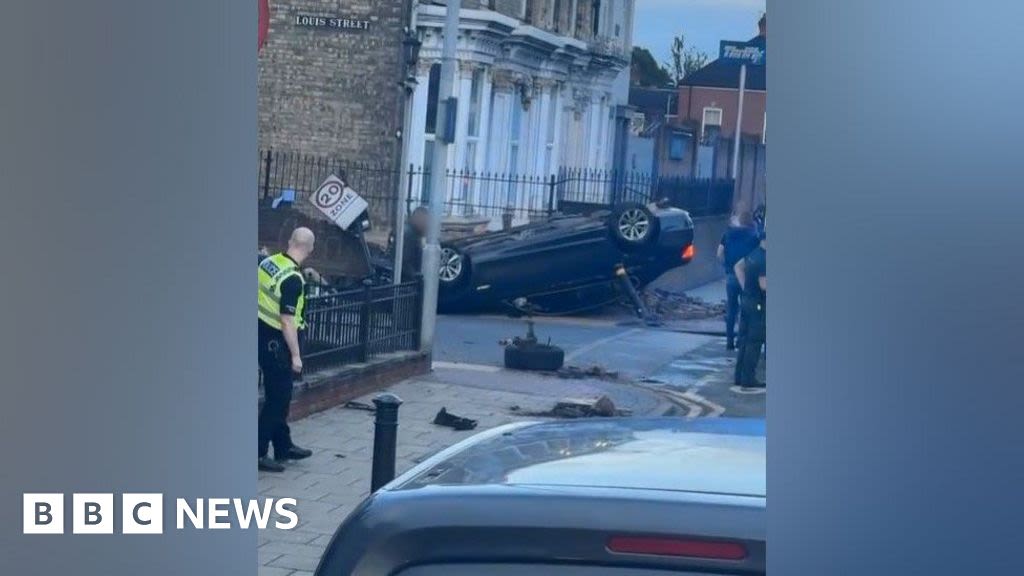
[758,13,766,37]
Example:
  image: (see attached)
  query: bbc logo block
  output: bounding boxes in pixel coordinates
[23,494,64,534]
[72,493,114,534]
[122,494,163,534]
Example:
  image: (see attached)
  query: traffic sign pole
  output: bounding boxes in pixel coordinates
[420,0,461,353]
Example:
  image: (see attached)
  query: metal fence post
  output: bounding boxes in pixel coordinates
[406,164,416,213]
[547,174,557,216]
[358,280,373,362]
[370,393,403,492]
[262,149,273,200]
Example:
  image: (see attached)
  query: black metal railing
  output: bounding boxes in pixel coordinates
[259,149,399,229]
[300,280,422,372]
[259,149,736,234]
[404,165,736,223]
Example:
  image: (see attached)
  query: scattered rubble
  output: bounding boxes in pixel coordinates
[642,288,726,320]
[516,395,632,419]
[556,365,621,381]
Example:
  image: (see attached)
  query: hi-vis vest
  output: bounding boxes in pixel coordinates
[258,253,306,331]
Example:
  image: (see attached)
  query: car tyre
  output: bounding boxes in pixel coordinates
[504,342,566,372]
[609,202,659,250]
[438,245,469,287]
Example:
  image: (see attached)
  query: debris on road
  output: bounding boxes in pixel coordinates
[343,400,376,412]
[519,395,632,419]
[557,365,621,381]
[642,289,726,320]
[433,407,478,431]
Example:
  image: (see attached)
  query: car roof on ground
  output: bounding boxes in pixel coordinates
[393,418,766,498]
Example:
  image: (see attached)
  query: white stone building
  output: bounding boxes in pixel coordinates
[403,0,634,222]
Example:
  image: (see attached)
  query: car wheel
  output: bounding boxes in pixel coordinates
[439,245,467,286]
[610,202,659,250]
[504,342,566,372]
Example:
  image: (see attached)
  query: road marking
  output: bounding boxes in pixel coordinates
[662,389,703,418]
[682,390,726,418]
[565,328,644,362]
[730,386,767,395]
[432,361,501,373]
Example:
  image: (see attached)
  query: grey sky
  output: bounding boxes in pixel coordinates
[633,0,766,66]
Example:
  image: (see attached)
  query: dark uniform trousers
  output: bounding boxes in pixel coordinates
[258,340,294,458]
[735,298,766,387]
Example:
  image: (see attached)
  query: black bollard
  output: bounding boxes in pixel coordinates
[370,393,403,492]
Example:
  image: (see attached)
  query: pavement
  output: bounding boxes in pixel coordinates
[258,278,762,575]
[257,364,673,575]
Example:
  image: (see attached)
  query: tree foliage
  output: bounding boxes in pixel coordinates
[630,46,672,88]
[666,34,710,85]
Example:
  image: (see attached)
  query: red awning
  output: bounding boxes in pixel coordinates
[258,0,269,52]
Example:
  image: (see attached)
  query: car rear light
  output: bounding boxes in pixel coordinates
[682,245,696,261]
[607,536,747,560]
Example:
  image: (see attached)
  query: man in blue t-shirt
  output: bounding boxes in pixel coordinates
[717,210,761,349]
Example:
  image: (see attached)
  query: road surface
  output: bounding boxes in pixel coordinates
[433,311,765,419]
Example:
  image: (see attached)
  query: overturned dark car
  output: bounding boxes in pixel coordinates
[437,202,695,314]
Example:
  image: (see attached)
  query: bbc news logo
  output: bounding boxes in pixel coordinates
[23,494,298,534]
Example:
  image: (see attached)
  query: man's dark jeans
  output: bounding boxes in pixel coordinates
[725,273,742,347]
[735,300,766,388]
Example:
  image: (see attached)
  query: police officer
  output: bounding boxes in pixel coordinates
[258,227,316,472]
[734,226,767,390]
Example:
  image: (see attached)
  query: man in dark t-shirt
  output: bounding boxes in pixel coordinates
[734,232,767,389]
[718,211,760,349]
[400,207,429,282]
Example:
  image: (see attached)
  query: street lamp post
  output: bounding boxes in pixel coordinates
[420,0,462,353]
[394,31,422,285]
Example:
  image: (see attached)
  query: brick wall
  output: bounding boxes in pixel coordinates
[678,86,767,140]
[258,0,408,166]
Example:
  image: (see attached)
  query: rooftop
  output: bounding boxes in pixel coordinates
[680,35,766,91]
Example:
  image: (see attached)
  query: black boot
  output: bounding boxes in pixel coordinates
[433,408,478,431]
[276,445,313,461]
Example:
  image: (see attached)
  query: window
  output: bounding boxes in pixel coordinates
[467,69,484,138]
[425,64,441,135]
[508,99,524,204]
[701,106,723,144]
[668,132,689,161]
[510,98,523,173]
[423,63,442,204]
[591,0,601,37]
[544,85,560,175]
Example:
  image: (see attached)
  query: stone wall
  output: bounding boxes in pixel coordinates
[258,0,408,166]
